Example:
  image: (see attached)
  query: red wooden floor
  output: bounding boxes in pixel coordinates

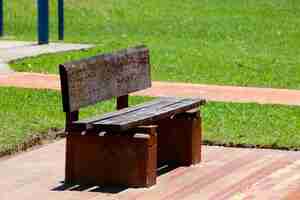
[1,140,300,200]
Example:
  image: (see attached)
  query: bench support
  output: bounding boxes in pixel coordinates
[157,109,202,166]
[117,95,129,110]
[64,109,202,188]
[65,126,157,187]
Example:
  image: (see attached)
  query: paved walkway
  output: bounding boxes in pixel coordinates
[0,40,93,73]
[1,72,300,106]
[0,40,299,106]
[1,139,300,200]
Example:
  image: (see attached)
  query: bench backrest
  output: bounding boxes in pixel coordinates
[59,46,151,113]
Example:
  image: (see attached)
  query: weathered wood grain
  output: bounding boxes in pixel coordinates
[74,98,173,125]
[73,97,205,132]
[65,126,157,187]
[59,46,151,112]
[157,109,202,166]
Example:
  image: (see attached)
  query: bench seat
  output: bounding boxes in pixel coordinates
[71,97,205,133]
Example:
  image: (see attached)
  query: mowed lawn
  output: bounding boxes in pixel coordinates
[1,87,299,154]
[1,1,300,154]
[3,0,300,89]
[0,87,145,153]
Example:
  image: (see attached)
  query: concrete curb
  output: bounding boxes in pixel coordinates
[0,40,94,73]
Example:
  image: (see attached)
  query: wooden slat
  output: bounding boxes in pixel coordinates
[59,46,151,112]
[74,97,176,125]
[92,98,204,132]
[98,98,200,125]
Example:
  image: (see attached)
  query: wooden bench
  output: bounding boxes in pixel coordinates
[59,46,206,187]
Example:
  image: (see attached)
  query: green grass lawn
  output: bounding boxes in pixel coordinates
[4,0,300,89]
[1,87,299,154]
[1,1,300,155]
[0,87,148,153]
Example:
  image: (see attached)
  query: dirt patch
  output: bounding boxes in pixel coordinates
[0,128,65,160]
[203,140,300,151]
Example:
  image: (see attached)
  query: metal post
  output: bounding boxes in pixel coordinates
[38,0,49,44]
[0,0,3,37]
[58,0,64,40]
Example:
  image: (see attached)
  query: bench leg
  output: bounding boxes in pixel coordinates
[157,109,202,166]
[65,126,157,187]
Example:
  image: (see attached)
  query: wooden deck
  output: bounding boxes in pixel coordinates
[1,140,300,200]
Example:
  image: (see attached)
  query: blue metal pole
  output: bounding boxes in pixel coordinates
[58,0,64,40]
[38,0,49,44]
[0,0,3,37]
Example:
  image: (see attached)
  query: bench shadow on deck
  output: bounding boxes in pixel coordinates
[51,163,176,193]
[52,181,128,193]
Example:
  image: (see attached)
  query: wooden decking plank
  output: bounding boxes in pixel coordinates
[125,148,253,200]
[189,153,290,200]
[162,150,271,200]
[236,156,300,200]
[2,141,300,199]
[0,146,64,195]
[118,147,240,200]
[283,185,300,200]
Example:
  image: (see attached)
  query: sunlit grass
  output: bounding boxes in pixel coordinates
[4,0,300,89]
[1,87,299,153]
